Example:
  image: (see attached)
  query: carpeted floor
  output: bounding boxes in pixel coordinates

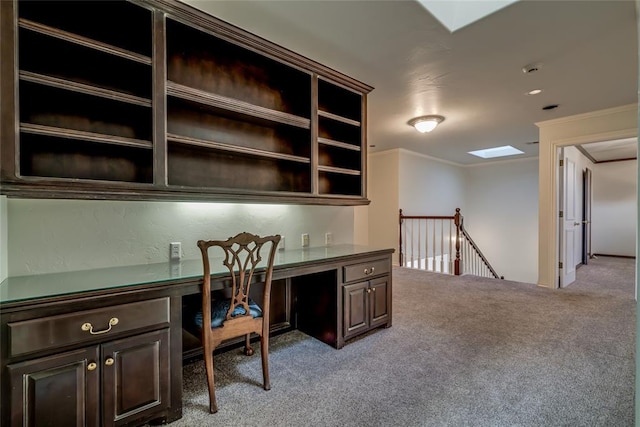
[169,256,635,426]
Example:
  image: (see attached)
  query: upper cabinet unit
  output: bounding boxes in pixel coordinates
[165,18,312,194]
[317,79,364,197]
[14,1,154,185]
[0,0,373,205]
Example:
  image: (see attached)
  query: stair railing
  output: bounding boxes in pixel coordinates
[399,208,503,279]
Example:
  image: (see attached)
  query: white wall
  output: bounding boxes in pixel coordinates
[7,199,355,276]
[368,150,400,262]
[398,149,465,215]
[464,158,539,283]
[353,205,369,246]
[0,196,7,282]
[592,159,637,256]
[367,148,540,282]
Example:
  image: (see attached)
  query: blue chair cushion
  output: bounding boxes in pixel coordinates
[194,298,263,329]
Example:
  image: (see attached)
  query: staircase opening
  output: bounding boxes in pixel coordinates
[399,208,503,280]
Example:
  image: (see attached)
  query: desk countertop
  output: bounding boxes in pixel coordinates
[0,245,393,305]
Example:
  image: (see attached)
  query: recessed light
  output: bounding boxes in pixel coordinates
[526,89,542,95]
[468,145,524,159]
[542,104,559,110]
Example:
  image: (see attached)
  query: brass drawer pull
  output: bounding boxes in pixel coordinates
[81,317,119,335]
[87,362,97,371]
[363,267,375,276]
[105,357,115,366]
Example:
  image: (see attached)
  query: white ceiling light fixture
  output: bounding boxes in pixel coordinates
[526,89,543,95]
[408,115,445,133]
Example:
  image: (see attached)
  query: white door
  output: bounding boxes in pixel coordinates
[559,153,577,287]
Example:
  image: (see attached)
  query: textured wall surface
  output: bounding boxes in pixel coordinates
[464,158,539,284]
[7,199,355,276]
[0,196,7,282]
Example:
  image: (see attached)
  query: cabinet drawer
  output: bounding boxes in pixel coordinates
[8,298,170,358]
[343,258,390,283]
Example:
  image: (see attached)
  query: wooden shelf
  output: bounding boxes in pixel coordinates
[167,133,310,164]
[19,19,152,66]
[318,137,361,152]
[20,123,153,150]
[167,81,310,129]
[318,165,361,176]
[19,71,152,108]
[318,110,361,127]
[2,0,371,204]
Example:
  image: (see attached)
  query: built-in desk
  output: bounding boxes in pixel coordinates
[1,245,393,426]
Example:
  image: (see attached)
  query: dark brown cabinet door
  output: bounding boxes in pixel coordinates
[369,277,390,328]
[343,275,390,341]
[343,281,369,339]
[8,347,100,427]
[101,329,170,426]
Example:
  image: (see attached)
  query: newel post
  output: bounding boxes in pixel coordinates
[398,209,404,266]
[454,208,461,275]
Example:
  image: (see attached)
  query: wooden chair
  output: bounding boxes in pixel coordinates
[196,232,281,414]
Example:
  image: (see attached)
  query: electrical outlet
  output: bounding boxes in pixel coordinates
[279,236,286,251]
[170,242,182,260]
[301,233,309,248]
[325,232,333,246]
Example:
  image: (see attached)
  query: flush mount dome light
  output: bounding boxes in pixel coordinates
[408,115,445,133]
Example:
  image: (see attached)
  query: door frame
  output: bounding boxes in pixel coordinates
[536,103,637,289]
[582,167,592,265]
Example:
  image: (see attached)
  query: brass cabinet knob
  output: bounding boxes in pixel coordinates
[372,287,376,292]
[366,288,371,294]
[105,357,115,366]
[87,362,97,371]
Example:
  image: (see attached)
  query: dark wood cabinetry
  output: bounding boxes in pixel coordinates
[2,296,180,427]
[0,0,372,205]
[1,246,393,426]
[7,330,169,427]
[8,347,101,427]
[342,259,392,341]
[13,1,154,186]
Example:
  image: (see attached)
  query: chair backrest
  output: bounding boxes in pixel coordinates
[197,232,281,328]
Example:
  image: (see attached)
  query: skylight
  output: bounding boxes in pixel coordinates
[416,0,520,33]
[468,145,524,159]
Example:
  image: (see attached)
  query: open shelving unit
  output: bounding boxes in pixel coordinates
[317,78,364,196]
[1,0,373,205]
[14,0,153,184]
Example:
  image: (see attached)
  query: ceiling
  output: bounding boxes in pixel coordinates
[182,0,638,165]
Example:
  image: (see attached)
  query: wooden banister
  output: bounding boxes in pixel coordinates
[399,208,502,279]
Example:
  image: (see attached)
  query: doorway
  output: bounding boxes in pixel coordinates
[556,140,637,288]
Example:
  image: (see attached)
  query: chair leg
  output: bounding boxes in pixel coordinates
[261,332,270,391]
[244,333,254,356]
[203,345,218,414]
